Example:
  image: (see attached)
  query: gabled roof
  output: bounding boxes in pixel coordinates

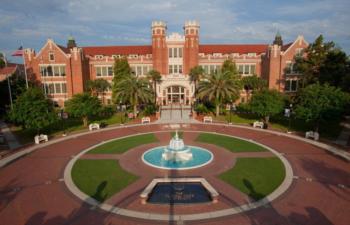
[82,45,152,56]
[199,44,268,54]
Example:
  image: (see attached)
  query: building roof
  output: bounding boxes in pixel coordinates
[82,45,152,56]
[282,42,293,51]
[57,45,70,54]
[199,44,268,54]
[0,64,17,75]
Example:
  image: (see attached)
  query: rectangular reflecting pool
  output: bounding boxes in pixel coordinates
[147,182,212,204]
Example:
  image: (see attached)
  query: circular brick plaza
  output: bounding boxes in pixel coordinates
[0,123,349,225]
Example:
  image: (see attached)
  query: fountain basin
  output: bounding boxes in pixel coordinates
[142,146,213,170]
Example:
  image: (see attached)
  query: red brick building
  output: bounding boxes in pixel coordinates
[23,21,308,107]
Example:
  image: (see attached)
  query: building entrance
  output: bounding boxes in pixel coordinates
[167,86,185,104]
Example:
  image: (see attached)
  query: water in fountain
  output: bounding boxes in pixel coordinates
[162,131,193,162]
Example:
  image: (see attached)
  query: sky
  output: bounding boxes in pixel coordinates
[1,0,350,63]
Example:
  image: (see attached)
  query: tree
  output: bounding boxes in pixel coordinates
[189,66,205,100]
[294,83,349,131]
[197,71,241,117]
[249,89,285,123]
[0,53,5,69]
[147,69,162,104]
[318,49,350,93]
[9,88,57,133]
[65,93,102,127]
[241,75,267,100]
[113,57,132,82]
[86,79,111,103]
[294,35,335,87]
[221,58,239,78]
[113,76,153,117]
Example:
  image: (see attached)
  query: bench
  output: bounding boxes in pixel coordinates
[141,117,151,124]
[253,121,264,129]
[305,131,319,141]
[89,123,100,131]
[34,134,48,144]
[203,116,212,123]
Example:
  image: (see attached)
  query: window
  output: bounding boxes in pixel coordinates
[137,66,142,76]
[169,65,173,74]
[179,48,183,58]
[40,65,66,77]
[285,80,298,92]
[251,65,256,74]
[237,64,256,75]
[143,66,148,75]
[108,67,113,76]
[95,66,113,77]
[49,52,55,61]
[55,83,61,93]
[174,48,177,58]
[43,82,67,94]
[179,65,183,73]
[285,62,299,75]
[247,53,256,57]
[244,65,250,74]
[238,65,244,74]
[295,48,303,57]
[169,48,173,58]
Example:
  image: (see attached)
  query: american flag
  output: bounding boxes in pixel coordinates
[12,46,23,57]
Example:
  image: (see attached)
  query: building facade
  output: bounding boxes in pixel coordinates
[24,21,308,107]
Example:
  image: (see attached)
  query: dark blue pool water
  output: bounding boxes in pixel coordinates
[147,182,212,204]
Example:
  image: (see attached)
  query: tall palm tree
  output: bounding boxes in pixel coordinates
[197,71,241,117]
[147,69,162,104]
[113,76,153,118]
[189,66,205,99]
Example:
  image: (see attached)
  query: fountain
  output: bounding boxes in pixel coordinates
[162,131,192,162]
[142,131,213,170]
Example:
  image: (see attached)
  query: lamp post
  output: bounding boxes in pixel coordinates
[285,104,293,133]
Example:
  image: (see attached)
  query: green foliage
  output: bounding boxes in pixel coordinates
[196,133,267,152]
[294,83,349,130]
[88,133,158,154]
[221,58,239,78]
[113,76,153,117]
[9,87,57,132]
[294,35,336,87]
[197,71,242,116]
[147,69,162,104]
[65,93,102,126]
[249,89,285,123]
[189,66,205,99]
[194,103,210,114]
[72,159,138,202]
[113,57,132,81]
[318,49,350,93]
[219,157,285,200]
[86,78,111,97]
[241,75,267,92]
[0,75,27,114]
[143,104,157,116]
[0,53,5,69]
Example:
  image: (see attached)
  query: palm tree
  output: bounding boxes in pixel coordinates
[113,76,153,118]
[197,71,241,117]
[86,79,111,104]
[189,66,205,99]
[147,69,162,104]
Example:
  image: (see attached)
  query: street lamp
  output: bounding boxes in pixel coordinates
[285,104,293,133]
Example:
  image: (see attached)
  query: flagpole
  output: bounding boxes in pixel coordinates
[21,43,29,89]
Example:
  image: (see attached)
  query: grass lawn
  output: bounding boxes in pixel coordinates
[195,133,267,152]
[219,157,285,200]
[72,159,138,202]
[88,133,158,154]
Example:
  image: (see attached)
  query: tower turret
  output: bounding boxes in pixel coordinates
[151,21,168,74]
[67,35,77,49]
[183,20,199,74]
[273,31,283,46]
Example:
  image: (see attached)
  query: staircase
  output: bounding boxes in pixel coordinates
[157,104,196,123]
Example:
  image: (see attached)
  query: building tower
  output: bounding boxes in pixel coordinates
[273,31,283,46]
[151,21,168,74]
[67,35,77,49]
[183,20,200,74]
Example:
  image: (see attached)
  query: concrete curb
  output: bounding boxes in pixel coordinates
[63,130,294,221]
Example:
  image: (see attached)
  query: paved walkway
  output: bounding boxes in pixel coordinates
[0,123,349,225]
[0,121,21,150]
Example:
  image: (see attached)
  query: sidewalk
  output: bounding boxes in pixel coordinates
[0,121,21,150]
